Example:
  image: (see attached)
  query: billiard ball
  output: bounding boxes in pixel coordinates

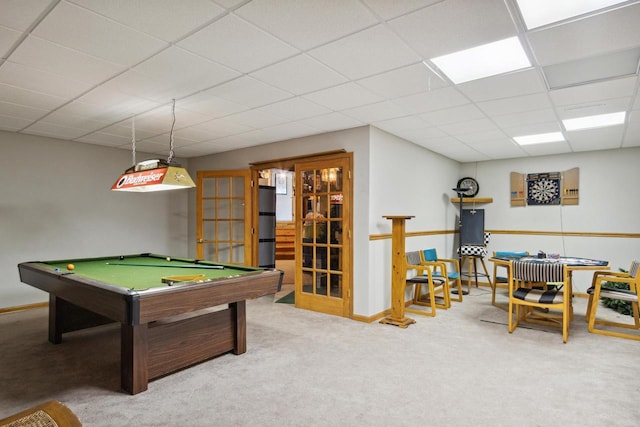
[54,268,60,272]
[67,264,75,271]
[119,255,125,260]
[166,257,171,262]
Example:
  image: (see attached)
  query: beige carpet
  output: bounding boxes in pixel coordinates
[0,289,638,426]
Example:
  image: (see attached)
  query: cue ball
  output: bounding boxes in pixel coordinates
[166,257,171,262]
[67,264,75,271]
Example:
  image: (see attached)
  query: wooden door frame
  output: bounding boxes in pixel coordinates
[250,151,353,318]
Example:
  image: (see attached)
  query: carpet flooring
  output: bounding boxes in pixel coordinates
[1,288,638,426]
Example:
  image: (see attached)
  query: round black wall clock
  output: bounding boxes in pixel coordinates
[456,177,479,197]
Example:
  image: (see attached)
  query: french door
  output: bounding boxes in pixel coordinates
[196,170,252,264]
[295,155,352,317]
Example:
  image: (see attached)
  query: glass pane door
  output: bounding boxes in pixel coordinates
[295,155,351,317]
[197,170,251,264]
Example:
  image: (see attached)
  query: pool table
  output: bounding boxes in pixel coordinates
[18,254,283,394]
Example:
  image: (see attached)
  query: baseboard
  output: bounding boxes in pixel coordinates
[0,301,48,315]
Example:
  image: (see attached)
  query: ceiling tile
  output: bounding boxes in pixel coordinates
[419,104,486,126]
[10,36,126,84]
[542,47,640,90]
[235,0,378,50]
[0,83,67,110]
[417,138,491,162]
[549,76,637,107]
[439,118,499,137]
[258,97,332,121]
[341,101,406,123]
[502,122,563,138]
[457,69,546,102]
[492,108,558,128]
[205,76,293,108]
[32,1,168,66]
[373,116,430,134]
[67,0,225,42]
[0,101,51,121]
[361,0,442,20]
[76,132,132,147]
[471,139,529,159]
[75,87,161,117]
[623,111,640,147]
[0,114,35,131]
[133,47,240,98]
[256,121,319,141]
[93,121,158,141]
[179,90,247,118]
[519,141,572,156]
[172,140,227,157]
[297,113,364,132]
[37,109,112,132]
[526,3,640,66]
[390,126,448,142]
[303,83,383,111]
[224,109,288,128]
[477,93,552,116]
[389,0,517,59]
[23,121,94,140]
[556,97,631,121]
[0,25,21,57]
[175,118,254,142]
[309,25,420,80]
[456,129,511,145]
[0,61,93,99]
[178,14,299,73]
[0,0,51,31]
[251,54,348,95]
[357,63,448,99]
[393,87,469,115]
[567,126,625,151]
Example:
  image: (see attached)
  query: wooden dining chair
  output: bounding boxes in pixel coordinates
[586,260,640,341]
[508,260,570,343]
[420,248,463,302]
[405,251,449,317]
[492,251,529,310]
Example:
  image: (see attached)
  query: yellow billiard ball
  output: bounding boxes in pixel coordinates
[67,264,75,271]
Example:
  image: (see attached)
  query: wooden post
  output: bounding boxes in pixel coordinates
[380,215,416,328]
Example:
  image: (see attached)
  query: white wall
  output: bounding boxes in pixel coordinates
[366,127,461,316]
[459,147,640,292]
[1,131,191,308]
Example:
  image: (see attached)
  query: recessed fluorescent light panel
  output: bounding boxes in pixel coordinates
[562,111,626,131]
[514,132,565,145]
[516,0,629,29]
[430,37,531,84]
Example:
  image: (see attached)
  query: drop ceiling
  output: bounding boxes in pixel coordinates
[1,0,639,163]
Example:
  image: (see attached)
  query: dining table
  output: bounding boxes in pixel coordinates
[488,255,610,314]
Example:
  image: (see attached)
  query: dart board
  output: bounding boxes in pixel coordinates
[527,172,561,205]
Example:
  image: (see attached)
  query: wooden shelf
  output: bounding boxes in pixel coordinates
[451,197,493,204]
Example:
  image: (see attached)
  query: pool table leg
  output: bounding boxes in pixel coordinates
[232,301,246,355]
[121,323,148,395]
[48,295,113,345]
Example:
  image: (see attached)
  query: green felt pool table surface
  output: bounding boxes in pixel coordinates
[43,254,262,291]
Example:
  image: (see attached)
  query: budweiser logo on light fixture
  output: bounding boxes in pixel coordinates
[111,100,196,192]
[113,169,168,190]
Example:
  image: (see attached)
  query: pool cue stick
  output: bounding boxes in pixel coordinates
[106,262,224,269]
